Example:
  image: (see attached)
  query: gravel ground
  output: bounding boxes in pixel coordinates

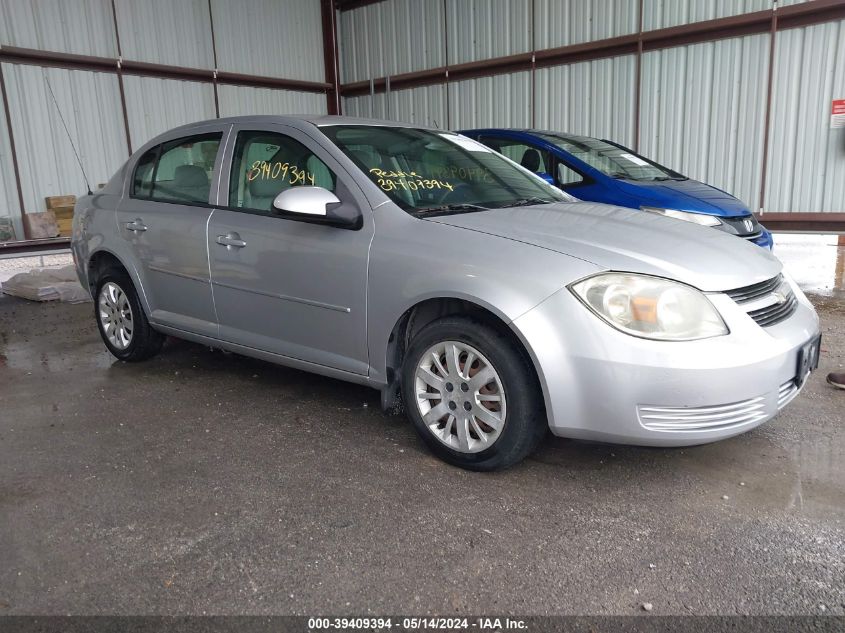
[0,291,843,616]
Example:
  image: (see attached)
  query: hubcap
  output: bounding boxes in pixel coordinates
[98,282,134,350]
[414,340,507,453]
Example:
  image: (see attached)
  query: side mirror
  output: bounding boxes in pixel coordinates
[272,186,361,229]
[537,172,555,186]
[273,186,339,217]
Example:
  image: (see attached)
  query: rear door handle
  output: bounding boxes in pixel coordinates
[216,232,247,249]
[125,218,147,232]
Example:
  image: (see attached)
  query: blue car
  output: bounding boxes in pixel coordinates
[460,129,773,249]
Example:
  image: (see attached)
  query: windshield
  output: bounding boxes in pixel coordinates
[320,125,567,214]
[536,133,684,181]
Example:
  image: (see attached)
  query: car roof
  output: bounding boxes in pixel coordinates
[462,128,599,144]
[164,114,440,136]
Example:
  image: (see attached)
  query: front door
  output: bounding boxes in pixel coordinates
[117,128,226,337]
[207,124,372,376]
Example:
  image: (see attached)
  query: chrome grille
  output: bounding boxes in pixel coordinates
[725,275,783,304]
[724,274,797,327]
[638,397,767,432]
[777,379,800,410]
[746,295,798,327]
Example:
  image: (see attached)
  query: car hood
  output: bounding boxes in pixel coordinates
[615,178,750,217]
[423,202,781,292]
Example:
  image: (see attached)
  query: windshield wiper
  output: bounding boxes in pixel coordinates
[651,175,688,181]
[507,197,558,207]
[414,203,490,214]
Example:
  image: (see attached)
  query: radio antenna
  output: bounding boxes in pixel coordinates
[43,71,92,195]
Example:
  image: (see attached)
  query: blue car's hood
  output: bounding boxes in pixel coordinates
[614,178,750,218]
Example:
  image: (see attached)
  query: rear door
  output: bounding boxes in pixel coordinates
[117,126,228,336]
[207,123,373,375]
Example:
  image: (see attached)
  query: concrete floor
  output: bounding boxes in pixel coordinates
[0,289,843,616]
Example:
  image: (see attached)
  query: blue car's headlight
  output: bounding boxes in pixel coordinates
[570,273,729,341]
[641,206,722,227]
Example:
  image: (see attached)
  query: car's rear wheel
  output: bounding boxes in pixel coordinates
[401,316,546,470]
[95,271,164,362]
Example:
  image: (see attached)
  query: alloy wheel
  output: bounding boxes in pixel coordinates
[414,340,507,453]
[98,281,134,350]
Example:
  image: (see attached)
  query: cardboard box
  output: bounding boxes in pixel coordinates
[0,217,16,242]
[24,211,60,239]
[52,206,74,221]
[45,195,76,209]
[56,218,73,236]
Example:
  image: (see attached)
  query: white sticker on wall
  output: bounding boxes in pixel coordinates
[619,153,650,167]
[440,134,492,152]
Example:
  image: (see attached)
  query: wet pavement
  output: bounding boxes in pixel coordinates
[0,274,843,615]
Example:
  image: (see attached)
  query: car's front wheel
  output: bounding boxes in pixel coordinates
[95,271,164,362]
[401,316,546,471]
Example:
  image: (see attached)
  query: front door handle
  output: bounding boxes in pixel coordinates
[125,218,147,232]
[216,232,247,249]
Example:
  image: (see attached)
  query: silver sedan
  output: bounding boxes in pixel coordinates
[72,116,821,470]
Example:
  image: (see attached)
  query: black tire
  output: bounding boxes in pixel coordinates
[401,316,546,471]
[94,270,164,362]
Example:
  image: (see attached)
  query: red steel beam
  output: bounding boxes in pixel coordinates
[759,213,845,233]
[0,46,331,93]
[321,0,342,114]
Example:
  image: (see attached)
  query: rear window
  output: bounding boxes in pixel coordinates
[131,133,222,204]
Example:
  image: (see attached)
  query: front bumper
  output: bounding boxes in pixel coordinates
[748,227,774,250]
[512,275,819,446]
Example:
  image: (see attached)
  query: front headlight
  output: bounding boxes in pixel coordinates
[641,206,722,227]
[570,273,728,341]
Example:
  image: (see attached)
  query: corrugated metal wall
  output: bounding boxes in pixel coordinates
[535,55,637,146]
[642,0,770,31]
[123,76,216,149]
[640,33,770,212]
[339,0,843,215]
[0,0,118,57]
[534,0,638,48]
[0,74,21,239]
[339,0,445,83]
[446,0,532,64]
[0,1,329,241]
[218,85,328,117]
[211,0,325,81]
[1,64,128,217]
[114,0,214,68]
[764,18,845,214]
[449,72,532,129]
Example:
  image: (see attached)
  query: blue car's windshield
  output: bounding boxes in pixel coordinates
[536,133,685,182]
[320,125,567,214]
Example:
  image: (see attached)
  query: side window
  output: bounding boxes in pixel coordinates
[132,146,158,198]
[151,134,221,204]
[229,130,336,212]
[131,133,222,204]
[557,163,585,187]
[480,136,551,175]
